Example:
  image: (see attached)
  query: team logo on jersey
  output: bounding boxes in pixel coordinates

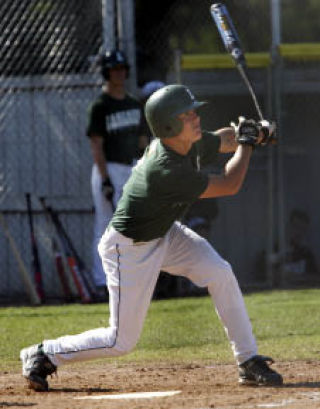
[106,109,141,132]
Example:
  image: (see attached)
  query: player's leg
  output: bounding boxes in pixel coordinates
[21,228,166,390]
[38,228,164,364]
[162,222,282,385]
[91,164,113,288]
[107,162,133,205]
[162,222,257,363]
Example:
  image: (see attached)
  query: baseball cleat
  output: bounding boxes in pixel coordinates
[20,344,57,391]
[238,355,283,386]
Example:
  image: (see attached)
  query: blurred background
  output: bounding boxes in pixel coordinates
[1,0,320,304]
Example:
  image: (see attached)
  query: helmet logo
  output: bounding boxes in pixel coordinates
[186,88,195,101]
[116,51,124,63]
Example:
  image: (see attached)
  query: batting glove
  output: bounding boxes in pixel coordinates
[102,176,114,202]
[258,120,277,145]
[231,116,259,146]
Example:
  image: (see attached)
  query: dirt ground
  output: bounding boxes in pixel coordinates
[2,360,320,409]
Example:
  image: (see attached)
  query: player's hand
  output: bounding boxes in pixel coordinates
[257,120,277,145]
[101,176,114,202]
[231,116,259,146]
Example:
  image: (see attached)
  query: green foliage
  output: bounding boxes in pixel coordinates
[2,289,320,371]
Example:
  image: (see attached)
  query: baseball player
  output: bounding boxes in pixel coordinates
[87,49,148,297]
[20,84,283,391]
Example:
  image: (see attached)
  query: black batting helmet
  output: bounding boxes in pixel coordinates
[101,49,130,80]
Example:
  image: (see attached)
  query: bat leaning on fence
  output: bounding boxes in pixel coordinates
[39,197,97,303]
[0,212,41,305]
[25,193,45,302]
[210,3,277,144]
[39,198,74,302]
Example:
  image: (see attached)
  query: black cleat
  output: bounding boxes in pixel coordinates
[239,355,283,386]
[20,344,57,391]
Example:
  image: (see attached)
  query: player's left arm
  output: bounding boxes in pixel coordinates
[139,134,149,150]
[215,127,237,153]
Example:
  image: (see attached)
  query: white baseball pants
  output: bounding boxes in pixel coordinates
[43,222,257,367]
[91,162,133,287]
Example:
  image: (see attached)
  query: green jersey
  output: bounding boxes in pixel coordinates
[86,92,146,164]
[111,131,220,242]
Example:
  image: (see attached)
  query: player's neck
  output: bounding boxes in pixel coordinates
[162,137,192,156]
[103,83,126,99]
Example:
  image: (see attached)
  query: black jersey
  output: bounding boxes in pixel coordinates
[87,92,146,164]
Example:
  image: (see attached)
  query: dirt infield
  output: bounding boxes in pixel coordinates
[2,360,320,409]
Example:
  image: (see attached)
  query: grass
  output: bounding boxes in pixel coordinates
[1,288,320,371]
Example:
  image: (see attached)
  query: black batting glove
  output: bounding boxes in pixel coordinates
[258,120,277,145]
[101,176,114,202]
[231,116,259,146]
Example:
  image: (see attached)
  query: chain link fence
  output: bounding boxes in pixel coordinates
[1,0,320,304]
[0,0,103,303]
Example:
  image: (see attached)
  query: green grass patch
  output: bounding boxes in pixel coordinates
[2,288,320,371]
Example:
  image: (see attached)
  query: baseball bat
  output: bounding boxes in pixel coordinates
[25,193,45,302]
[39,198,93,303]
[40,198,74,302]
[46,206,98,298]
[0,212,41,305]
[210,3,264,121]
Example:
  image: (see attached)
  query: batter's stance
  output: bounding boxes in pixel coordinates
[20,85,283,391]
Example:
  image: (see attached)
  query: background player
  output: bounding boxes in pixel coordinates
[21,84,282,391]
[86,49,148,298]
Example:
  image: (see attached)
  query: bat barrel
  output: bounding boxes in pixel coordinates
[210,3,246,68]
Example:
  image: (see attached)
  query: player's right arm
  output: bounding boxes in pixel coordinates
[200,117,273,199]
[200,144,253,198]
[215,127,238,153]
[87,99,109,180]
[89,134,108,180]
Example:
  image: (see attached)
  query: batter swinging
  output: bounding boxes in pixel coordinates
[20,85,283,391]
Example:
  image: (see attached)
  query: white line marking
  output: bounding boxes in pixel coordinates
[257,400,296,408]
[75,390,181,400]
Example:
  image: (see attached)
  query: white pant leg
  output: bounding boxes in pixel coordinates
[91,163,133,287]
[162,222,257,365]
[43,227,165,367]
[91,164,113,287]
[107,162,134,204]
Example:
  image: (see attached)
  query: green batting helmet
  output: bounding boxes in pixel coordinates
[144,84,206,138]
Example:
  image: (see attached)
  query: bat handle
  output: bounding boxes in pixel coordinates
[237,64,264,121]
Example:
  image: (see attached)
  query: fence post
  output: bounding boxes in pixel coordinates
[271,0,286,287]
[265,64,275,288]
[102,0,116,52]
[117,0,137,94]
[174,49,182,84]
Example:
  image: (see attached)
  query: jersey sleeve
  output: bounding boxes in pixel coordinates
[86,100,106,138]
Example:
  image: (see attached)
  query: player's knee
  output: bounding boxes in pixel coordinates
[114,337,138,355]
[220,261,237,285]
[207,259,236,288]
[221,260,234,279]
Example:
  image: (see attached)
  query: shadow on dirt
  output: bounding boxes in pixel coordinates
[0,403,36,407]
[284,382,320,388]
[48,387,118,393]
